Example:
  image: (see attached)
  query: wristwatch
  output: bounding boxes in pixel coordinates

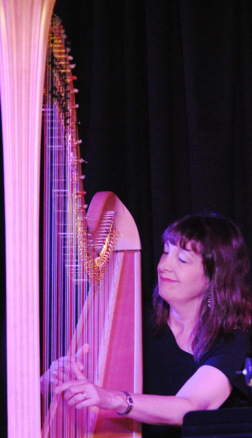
[117,391,134,415]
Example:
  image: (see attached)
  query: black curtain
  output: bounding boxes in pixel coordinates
[1,0,252,434]
[52,0,252,298]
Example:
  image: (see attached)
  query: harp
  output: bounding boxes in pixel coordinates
[0,1,142,437]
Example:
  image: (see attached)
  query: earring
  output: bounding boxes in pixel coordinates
[207,293,212,308]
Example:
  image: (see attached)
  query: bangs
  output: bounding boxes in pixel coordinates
[163,218,204,254]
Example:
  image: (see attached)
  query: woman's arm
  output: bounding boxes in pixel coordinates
[55,362,232,426]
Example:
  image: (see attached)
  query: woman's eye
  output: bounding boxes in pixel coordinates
[178,257,187,263]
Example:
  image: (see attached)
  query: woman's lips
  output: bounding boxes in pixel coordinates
[159,275,178,283]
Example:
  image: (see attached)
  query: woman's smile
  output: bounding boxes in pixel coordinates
[158,274,178,283]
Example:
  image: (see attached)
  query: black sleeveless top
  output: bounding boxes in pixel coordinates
[142,311,251,438]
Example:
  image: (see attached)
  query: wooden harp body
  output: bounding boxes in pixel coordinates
[0,2,142,437]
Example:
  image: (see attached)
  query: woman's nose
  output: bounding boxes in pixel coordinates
[158,253,173,272]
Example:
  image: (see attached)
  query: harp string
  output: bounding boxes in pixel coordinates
[42,16,117,437]
[42,16,83,436]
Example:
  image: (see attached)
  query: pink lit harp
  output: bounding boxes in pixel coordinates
[0,2,142,437]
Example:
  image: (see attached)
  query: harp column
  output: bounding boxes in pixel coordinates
[0,1,55,437]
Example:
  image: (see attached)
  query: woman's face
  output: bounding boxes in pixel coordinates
[157,241,209,307]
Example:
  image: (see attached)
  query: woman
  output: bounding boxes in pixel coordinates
[54,213,252,437]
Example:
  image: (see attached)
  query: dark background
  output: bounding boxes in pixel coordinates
[1,0,252,434]
[53,0,252,296]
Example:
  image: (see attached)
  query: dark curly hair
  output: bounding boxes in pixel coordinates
[153,213,252,362]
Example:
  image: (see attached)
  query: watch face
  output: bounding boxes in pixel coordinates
[128,396,133,406]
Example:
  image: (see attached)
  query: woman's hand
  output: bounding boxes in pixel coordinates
[40,344,89,393]
[55,361,125,412]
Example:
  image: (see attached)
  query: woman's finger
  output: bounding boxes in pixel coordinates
[71,361,86,380]
[50,357,71,375]
[55,376,88,396]
[75,344,90,371]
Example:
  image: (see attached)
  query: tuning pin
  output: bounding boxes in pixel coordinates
[79,175,86,180]
[74,139,82,146]
[70,64,76,69]
[76,158,88,164]
[76,190,86,197]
